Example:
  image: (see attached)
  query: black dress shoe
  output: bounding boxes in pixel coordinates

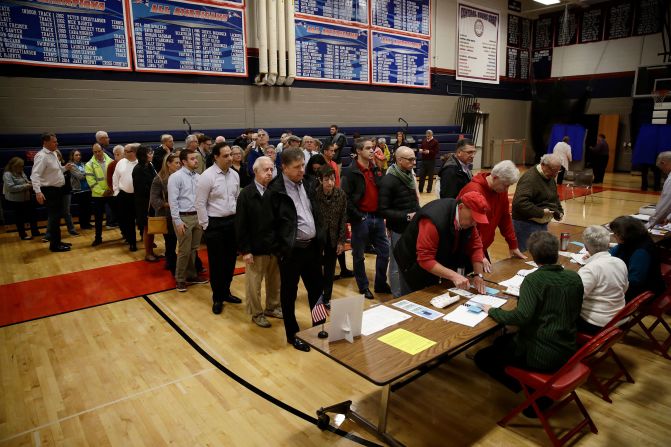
[91,239,102,247]
[291,339,311,352]
[50,244,71,252]
[339,269,354,278]
[212,301,223,315]
[374,284,392,294]
[359,288,374,300]
[129,244,138,252]
[223,295,242,304]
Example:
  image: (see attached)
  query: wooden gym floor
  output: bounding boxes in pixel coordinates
[1,170,670,447]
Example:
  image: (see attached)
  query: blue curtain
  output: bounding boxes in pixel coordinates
[632,124,671,165]
[546,124,587,161]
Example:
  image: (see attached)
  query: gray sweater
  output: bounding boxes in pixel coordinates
[3,171,32,202]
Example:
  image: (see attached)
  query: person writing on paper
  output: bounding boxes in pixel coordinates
[475,232,583,415]
[647,151,671,228]
[511,154,564,252]
[394,191,489,296]
[577,225,628,335]
[458,160,526,273]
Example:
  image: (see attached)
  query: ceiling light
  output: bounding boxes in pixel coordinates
[534,0,560,5]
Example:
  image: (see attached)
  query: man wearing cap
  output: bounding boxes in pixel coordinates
[393,191,489,295]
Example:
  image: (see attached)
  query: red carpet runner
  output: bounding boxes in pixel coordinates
[0,251,244,327]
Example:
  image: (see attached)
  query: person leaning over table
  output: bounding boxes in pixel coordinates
[609,215,665,302]
[646,151,671,229]
[475,231,583,417]
[458,160,526,273]
[511,154,564,252]
[393,191,489,296]
[577,225,628,335]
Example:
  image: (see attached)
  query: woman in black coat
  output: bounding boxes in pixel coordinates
[133,145,159,262]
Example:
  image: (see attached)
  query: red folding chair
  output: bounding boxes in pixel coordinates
[576,291,655,402]
[498,327,623,447]
[637,291,671,360]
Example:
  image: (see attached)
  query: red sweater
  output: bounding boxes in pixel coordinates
[419,138,439,160]
[458,172,518,251]
[416,218,485,272]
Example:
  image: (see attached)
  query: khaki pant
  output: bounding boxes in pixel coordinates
[245,254,280,316]
[175,214,202,283]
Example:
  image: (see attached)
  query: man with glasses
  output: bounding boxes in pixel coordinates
[512,154,564,252]
[379,147,420,297]
[439,138,476,199]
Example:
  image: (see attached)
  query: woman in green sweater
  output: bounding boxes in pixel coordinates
[474,231,583,411]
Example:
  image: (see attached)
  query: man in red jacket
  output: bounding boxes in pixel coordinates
[417,129,439,194]
[458,160,527,272]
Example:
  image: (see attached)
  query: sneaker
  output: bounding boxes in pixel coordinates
[176,282,187,292]
[252,314,272,328]
[186,275,209,285]
[20,235,32,240]
[264,308,284,319]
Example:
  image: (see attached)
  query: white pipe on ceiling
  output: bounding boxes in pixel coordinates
[267,0,278,85]
[285,0,296,86]
[276,0,287,85]
[254,0,268,85]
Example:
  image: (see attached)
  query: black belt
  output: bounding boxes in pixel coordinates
[180,211,197,216]
[209,215,235,221]
[294,239,314,248]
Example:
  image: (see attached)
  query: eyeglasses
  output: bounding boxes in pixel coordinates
[400,157,416,162]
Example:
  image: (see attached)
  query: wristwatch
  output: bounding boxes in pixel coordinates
[475,273,484,279]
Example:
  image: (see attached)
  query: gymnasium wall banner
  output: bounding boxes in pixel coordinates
[127,0,247,76]
[456,2,500,85]
[371,0,430,36]
[371,30,429,88]
[0,0,131,70]
[295,0,368,25]
[295,18,369,84]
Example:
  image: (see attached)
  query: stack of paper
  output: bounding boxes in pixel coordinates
[392,300,444,321]
[443,305,489,327]
[499,268,536,292]
[570,253,587,265]
[361,305,411,336]
[631,213,651,222]
[448,288,473,298]
[467,294,507,308]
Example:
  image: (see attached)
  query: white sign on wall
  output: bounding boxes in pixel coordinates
[456,2,500,84]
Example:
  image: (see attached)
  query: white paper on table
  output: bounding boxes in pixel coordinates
[558,251,572,258]
[467,294,507,308]
[392,300,444,321]
[517,268,537,277]
[443,304,489,327]
[525,261,538,267]
[503,287,520,297]
[499,275,525,289]
[650,229,667,236]
[631,214,651,222]
[570,253,587,265]
[361,305,411,336]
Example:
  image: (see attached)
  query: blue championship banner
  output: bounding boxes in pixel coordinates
[371,30,429,88]
[295,0,368,25]
[128,0,247,76]
[295,18,369,84]
[0,0,131,70]
[371,0,429,36]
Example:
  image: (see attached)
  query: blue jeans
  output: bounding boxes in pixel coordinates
[351,214,390,291]
[512,219,547,252]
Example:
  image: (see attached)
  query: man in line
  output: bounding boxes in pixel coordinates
[551,136,572,185]
[152,134,174,173]
[268,148,323,352]
[30,133,72,252]
[394,191,489,295]
[647,151,671,228]
[590,134,609,184]
[439,138,476,199]
[195,134,213,173]
[168,150,208,292]
[112,143,139,251]
[184,134,199,155]
[105,144,125,229]
[95,130,112,157]
[458,160,526,272]
[236,156,283,328]
[324,124,347,168]
[234,128,254,150]
[247,129,270,176]
[341,138,391,300]
[195,143,241,314]
[379,147,420,297]
[86,143,113,246]
[301,136,320,163]
[512,154,564,252]
[417,130,439,194]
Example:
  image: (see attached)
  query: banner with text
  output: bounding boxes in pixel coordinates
[371,0,430,36]
[295,0,368,25]
[128,0,246,76]
[456,2,500,84]
[0,0,131,70]
[295,18,369,84]
[371,30,429,88]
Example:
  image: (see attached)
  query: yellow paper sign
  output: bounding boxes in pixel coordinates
[378,328,437,355]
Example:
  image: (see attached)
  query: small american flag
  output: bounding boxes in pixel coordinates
[311,295,329,324]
